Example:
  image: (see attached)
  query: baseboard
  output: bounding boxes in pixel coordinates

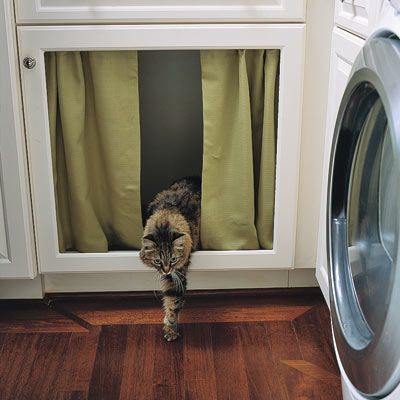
[43,269,318,294]
[316,265,330,307]
[46,287,323,302]
[0,276,44,299]
[0,269,319,298]
[288,268,319,287]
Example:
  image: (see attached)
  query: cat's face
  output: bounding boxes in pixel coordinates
[139,229,191,275]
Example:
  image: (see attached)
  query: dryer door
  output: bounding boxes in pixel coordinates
[328,37,400,397]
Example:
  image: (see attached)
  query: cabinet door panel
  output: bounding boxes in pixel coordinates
[15,0,305,24]
[18,24,305,273]
[316,27,365,304]
[335,0,377,38]
[0,1,36,278]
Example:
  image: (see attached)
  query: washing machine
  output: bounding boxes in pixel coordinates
[327,1,400,399]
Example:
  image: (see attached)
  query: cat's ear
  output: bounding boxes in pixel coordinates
[172,231,186,243]
[142,233,156,250]
[143,233,156,242]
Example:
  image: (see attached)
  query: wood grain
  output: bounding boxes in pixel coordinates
[239,322,287,400]
[0,289,342,400]
[267,321,319,399]
[183,324,218,400]
[88,325,128,400]
[59,302,312,325]
[55,327,101,392]
[0,302,87,333]
[212,323,251,400]
[152,326,185,400]
[119,325,156,400]
[292,306,339,375]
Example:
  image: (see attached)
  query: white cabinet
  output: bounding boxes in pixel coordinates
[335,0,378,38]
[14,0,305,24]
[316,27,365,304]
[0,1,36,278]
[18,24,305,274]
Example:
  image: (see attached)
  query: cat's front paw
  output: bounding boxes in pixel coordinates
[163,324,180,341]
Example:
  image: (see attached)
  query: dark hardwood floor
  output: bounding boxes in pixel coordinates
[0,288,342,400]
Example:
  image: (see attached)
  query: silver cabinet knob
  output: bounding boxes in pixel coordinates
[23,57,36,69]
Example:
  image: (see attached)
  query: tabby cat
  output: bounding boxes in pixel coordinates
[140,177,201,341]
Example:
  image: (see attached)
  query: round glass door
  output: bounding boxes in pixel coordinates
[328,37,400,397]
[347,95,398,338]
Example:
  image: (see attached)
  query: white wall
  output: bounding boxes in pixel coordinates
[139,50,203,211]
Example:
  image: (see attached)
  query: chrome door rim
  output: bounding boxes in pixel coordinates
[327,37,400,397]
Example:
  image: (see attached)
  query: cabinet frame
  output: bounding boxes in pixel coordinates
[18,24,305,273]
[0,0,37,278]
[15,0,305,24]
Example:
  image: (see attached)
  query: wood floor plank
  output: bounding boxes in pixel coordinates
[88,325,128,400]
[212,323,250,400]
[59,303,164,326]
[152,326,185,400]
[182,324,217,400]
[292,307,339,376]
[16,333,71,400]
[267,321,319,400]
[119,325,156,400]
[0,290,342,400]
[55,391,86,400]
[0,302,88,333]
[281,360,341,386]
[60,302,312,325]
[0,333,41,400]
[239,322,287,400]
[55,327,101,393]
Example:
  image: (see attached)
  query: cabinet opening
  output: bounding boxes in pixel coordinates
[44,49,280,254]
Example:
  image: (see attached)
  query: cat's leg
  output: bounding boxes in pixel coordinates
[161,274,186,341]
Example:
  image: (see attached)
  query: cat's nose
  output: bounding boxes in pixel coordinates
[162,269,171,275]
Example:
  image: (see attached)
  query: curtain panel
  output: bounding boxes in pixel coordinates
[46,50,279,252]
[200,49,280,250]
[46,51,143,252]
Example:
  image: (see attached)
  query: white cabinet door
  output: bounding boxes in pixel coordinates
[18,24,305,273]
[335,0,378,38]
[0,1,36,278]
[316,27,365,304]
[14,0,305,24]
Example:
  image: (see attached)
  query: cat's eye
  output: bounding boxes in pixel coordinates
[170,256,178,264]
[153,258,161,265]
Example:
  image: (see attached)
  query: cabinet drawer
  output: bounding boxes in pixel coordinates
[14,0,305,24]
[335,0,377,38]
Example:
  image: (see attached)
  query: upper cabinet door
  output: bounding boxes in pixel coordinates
[335,0,378,38]
[316,27,365,305]
[14,0,305,24]
[0,1,36,278]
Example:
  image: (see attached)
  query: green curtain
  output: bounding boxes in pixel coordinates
[45,51,143,252]
[200,49,280,250]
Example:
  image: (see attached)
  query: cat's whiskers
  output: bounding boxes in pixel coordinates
[153,272,162,301]
[173,271,185,295]
[171,272,178,292]
[175,269,185,280]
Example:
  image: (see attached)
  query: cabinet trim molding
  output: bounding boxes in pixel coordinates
[0,0,37,278]
[15,0,305,24]
[18,24,305,273]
